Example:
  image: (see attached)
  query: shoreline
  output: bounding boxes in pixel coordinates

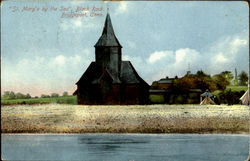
[1,133,250,136]
[1,104,249,134]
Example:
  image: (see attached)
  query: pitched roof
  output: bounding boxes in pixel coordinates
[201,90,213,97]
[200,97,216,105]
[121,61,149,87]
[94,13,122,47]
[240,90,249,105]
[76,61,149,87]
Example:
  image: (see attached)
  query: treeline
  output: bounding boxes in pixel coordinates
[2,91,31,100]
[171,70,248,93]
[40,92,69,98]
[150,70,248,105]
[2,91,70,100]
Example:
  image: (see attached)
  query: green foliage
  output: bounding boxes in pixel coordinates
[2,91,31,99]
[212,73,230,91]
[175,95,185,104]
[238,71,248,86]
[217,90,245,105]
[41,94,50,98]
[196,70,210,78]
[221,71,234,83]
[150,81,158,89]
[173,72,217,92]
[51,93,59,97]
[226,85,248,92]
[62,91,68,97]
[149,95,165,104]
[1,96,77,105]
[2,91,16,99]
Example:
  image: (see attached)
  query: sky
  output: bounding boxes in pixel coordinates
[1,1,249,97]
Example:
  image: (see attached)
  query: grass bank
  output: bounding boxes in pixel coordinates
[1,104,249,134]
[212,85,248,96]
[1,96,77,105]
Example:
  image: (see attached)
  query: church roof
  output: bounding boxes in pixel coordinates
[94,13,122,47]
[76,61,148,87]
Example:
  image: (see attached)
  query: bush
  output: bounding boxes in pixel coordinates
[149,95,165,104]
[51,93,59,97]
[41,94,50,98]
[217,90,245,105]
[62,91,68,97]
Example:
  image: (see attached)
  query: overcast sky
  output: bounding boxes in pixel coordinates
[1,1,249,96]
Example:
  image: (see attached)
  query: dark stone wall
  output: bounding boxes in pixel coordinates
[109,47,121,78]
[95,46,121,77]
[76,83,148,105]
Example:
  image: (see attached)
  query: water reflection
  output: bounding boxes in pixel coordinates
[1,134,249,161]
[77,135,150,154]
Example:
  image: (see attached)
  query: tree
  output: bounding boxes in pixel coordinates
[238,71,248,86]
[172,73,217,92]
[51,93,59,97]
[221,71,233,84]
[41,94,50,98]
[62,91,68,97]
[196,70,210,78]
[16,92,25,99]
[212,73,230,91]
[25,93,31,99]
[3,91,10,99]
[150,81,158,90]
[3,91,16,99]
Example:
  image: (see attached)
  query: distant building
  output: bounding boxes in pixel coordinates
[149,76,177,103]
[73,13,149,105]
[156,76,177,90]
[149,76,202,104]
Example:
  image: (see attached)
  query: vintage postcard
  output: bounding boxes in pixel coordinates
[1,1,249,161]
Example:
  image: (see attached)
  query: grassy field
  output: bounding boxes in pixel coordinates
[1,104,249,134]
[227,85,248,92]
[1,96,77,105]
[212,85,248,96]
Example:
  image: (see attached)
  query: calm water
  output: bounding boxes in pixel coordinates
[1,134,249,161]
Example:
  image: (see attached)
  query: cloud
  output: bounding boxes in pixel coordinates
[115,2,128,15]
[54,55,66,65]
[129,31,249,84]
[73,19,82,27]
[1,48,92,96]
[230,38,248,54]
[215,53,228,63]
[148,51,170,64]
[140,31,247,84]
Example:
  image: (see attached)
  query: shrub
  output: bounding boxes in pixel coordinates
[217,90,245,105]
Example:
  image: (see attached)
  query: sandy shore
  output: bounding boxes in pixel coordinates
[1,104,249,133]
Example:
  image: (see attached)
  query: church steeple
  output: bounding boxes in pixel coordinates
[95,13,122,47]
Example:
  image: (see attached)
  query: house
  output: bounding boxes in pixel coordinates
[149,76,202,104]
[149,76,177,103]
[157,76,177,90]
[73,13,149,105]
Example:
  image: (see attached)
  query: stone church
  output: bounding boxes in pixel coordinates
[73,13,149,105]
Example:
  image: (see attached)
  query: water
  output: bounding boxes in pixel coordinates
[1,134,249,161]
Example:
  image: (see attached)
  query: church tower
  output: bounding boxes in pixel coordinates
[94,13,122,81]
